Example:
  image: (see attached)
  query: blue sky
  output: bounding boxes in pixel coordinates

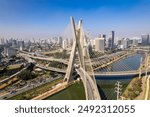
[0,0,150,39]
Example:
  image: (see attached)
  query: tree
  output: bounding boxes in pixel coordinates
[49,71,56,77]
[27,63,35,71]
[18,70,32,80]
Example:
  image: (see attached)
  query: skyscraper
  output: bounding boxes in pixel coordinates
[12,39,17,48]
[62,40,67,49]
[141,34,150,46]
[0,38,5,45]
[122,38,130,49]
[18,41,25,51]
[58,36,63,45]
[99,34,106,47]
[108,31,115,50]
[95,38,105,52]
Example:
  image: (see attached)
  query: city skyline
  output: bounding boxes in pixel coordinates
[0,0,150,39]
[0,16,150,101]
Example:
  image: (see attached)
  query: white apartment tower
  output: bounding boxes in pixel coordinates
[95,38,105,52]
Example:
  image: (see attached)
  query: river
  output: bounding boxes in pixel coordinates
[46,53,145,100]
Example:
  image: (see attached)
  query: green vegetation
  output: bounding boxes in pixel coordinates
[0,77,18,90]
[27,63,35,71]
[8,64,22,70]
[18,69,37,80]
[8,78,63,100]
[45,81,86,100]
[0,75,8,81]
[49,61,67,69]
[122,78,142,100]
[46,50,69,59]
[49,71,56,77]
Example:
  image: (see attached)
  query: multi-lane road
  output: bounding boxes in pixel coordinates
[0,75,62,100]
[76,67,101,100]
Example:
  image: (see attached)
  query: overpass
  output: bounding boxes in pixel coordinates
[132,46,150,52]
[26,17,101,100]
[76,67,100,100]
[94,70,139,77]
[35,65,140,77]
[0,66,27,85]
[19,53,68,64]
[36,65,66,73]
[35,65,149,77]
[30,56,68,64]
[93,51,136,70]
[17,18,149,100]
[34,53,150,79]
[19,50,137,71]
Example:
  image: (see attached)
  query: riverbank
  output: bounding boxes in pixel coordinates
[121,77,143,100]
[45,81,85,100]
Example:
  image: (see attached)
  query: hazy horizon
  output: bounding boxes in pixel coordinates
[0,0,150,39]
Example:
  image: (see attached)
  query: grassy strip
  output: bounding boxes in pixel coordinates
[45,81,86,100]
[0,76,7,81]
[0,77,18,90]
[8,78,63,100]
[122,77,142,100]
[8,64,22,70]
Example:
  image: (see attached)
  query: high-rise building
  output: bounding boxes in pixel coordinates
[4,47,17,57]
[89,39,95,48]
[141,34,150,46]
[132,39,138,46]
[95,38,105,52]
[12,39,17,48]
[117,40,122,46]
[99,34,106,47]
[62,40,67,49]
[108,31,115,50]
[118,38,130,50]
[123,38,129,49]
[0,38,5,45]
[87,42,93,54]
[58,36,63,45]
[53,37,58,43]
[128,39,133,47]
[18,41,24,51]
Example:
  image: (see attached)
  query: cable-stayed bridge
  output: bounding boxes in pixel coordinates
[18,17,150,100]
[19,48,150,78]
[63,17,100,100]
[19,48,149,79]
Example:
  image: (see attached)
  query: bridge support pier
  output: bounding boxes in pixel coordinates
[63,17,101,100]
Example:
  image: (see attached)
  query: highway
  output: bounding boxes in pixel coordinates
[93,51,136,70]
[16,49,148,100]
[19,51,133,68]
[91,51,126,64]
[0,76,62,100]
[19,53,68,64]
[35,64,145,77]
[35,64,144,77]
[76,67,101,100]
[94,70,138,76]
[0,66,27,85]
[36,64,66,73]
